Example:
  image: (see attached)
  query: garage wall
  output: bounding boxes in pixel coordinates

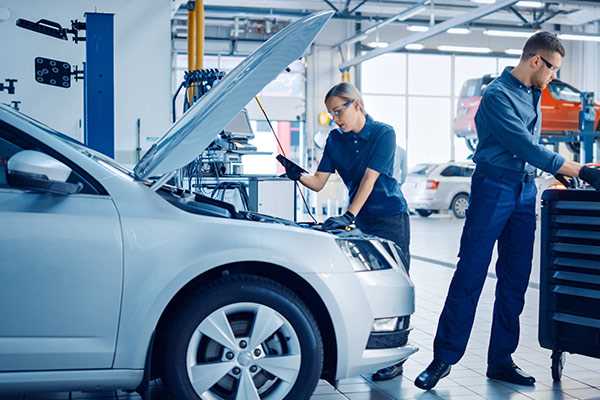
[560,22,600,100]
[0,0,171,166]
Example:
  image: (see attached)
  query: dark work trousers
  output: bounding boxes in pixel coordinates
[433,164,537,368]
[355,212,411,273]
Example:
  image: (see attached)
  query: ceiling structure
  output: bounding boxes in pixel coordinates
[171,1,600,60]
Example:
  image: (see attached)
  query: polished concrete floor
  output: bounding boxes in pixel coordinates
[6,215,600,400]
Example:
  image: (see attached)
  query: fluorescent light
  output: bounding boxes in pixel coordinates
[505,49,523,55]
[558,33,600,42]
[471,0,496,3]
[367,41,389,48]
[484,29,537,38]
[405,43,425,50]
[516,1,544,8]
[447,27,471,35]
[438,45,492,54]
[407,25,429,32]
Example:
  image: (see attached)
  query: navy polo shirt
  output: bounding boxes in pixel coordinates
[474,67,565,175]
[317,115,407,217]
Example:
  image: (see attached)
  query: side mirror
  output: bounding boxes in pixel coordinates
[7,150,82,195]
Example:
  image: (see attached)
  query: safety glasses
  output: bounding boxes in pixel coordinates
[329,99,354,119]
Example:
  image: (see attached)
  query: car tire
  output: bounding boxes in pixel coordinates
[162,274,323,400]
[416,209,433,217]
[451,193,469,219]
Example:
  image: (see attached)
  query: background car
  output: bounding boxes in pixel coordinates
[403,161,474,219]
[454,75,600,151]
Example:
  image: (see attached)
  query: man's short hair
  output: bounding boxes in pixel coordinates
[522,31,565,59]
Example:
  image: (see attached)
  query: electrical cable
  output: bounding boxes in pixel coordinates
[254,96,318,224]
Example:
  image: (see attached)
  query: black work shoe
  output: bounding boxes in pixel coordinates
[372,362,404,381]
[415,360,451,390]
[486,363,536,386]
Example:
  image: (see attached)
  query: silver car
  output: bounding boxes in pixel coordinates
[403,162,474,219]
[0,11,416,400]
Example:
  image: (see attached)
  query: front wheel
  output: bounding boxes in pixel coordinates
[416,209,433,217]
[451,194,469,219]
[162,274,323,400]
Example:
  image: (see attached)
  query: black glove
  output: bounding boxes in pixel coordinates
[579,166,600,190]
[276,154,306,181]
[322,211,355,231]
[284,165,303,181]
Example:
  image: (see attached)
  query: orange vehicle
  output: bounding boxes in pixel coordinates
[454,74,600,150]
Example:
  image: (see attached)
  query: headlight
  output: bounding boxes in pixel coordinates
[336,239,394,272]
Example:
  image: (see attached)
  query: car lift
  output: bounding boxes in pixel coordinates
[540,91,599,164]
[16,14,115,158]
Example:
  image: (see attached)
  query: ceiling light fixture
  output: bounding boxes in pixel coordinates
[407,25,429,32]
[367,41,389,48]
[558,33,600,42]
[483,29,537,38]
[405,43,425,50]
[516,1,544,8]
[438,45,492,54]
[471,0,496,4]
[447,27,471,34]
[505,49,523,55]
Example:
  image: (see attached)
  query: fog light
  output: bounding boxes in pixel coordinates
[372,317,399,332]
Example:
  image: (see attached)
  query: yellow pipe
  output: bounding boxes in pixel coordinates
[341,70,351,82]
[187,2,197,101]
[195,0,205,70]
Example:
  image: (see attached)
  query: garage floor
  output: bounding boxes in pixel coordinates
[7,216,600,400]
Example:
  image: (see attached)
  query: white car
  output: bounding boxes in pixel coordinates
[0,11,416,400]
[403,162,474,219]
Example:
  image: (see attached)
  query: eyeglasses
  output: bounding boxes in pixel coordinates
[539,55,560,73]
[329,100,354,119]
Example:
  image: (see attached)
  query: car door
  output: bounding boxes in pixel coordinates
[438,165,465,205]
[0,123,123,371]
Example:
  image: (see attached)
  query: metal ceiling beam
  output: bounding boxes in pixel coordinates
[335,0,430,47]
[339,0,519,71]
[349,0,369,14]
[323,0,339,12]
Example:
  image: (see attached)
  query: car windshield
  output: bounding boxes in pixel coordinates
[549,81,581,102]
[409,164,435,175]
[9,107,136,180]
[459,79,481,98]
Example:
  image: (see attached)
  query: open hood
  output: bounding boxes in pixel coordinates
[134,10,333,181]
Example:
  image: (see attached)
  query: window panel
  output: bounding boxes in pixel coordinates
[407,97,451,166]
[363,95,407,147]
[361,53,406,95]
[407,54,451,96]
[498,57,518,73]
[454,56,498,98]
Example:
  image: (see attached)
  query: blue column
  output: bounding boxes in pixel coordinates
[84,13,115,158]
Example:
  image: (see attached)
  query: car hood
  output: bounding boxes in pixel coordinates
[133,10,333,181]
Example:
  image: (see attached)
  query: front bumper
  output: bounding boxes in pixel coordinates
[315,266,417,379]
[407,196,447,211]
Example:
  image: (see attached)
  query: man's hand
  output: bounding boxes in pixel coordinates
[579,166,600,190]
[322,211,355,231]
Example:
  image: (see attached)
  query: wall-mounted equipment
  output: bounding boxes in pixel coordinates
[16,14,115,158]
[15,18,86,42]
[34,57,84,89]
[0,79,17,95]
